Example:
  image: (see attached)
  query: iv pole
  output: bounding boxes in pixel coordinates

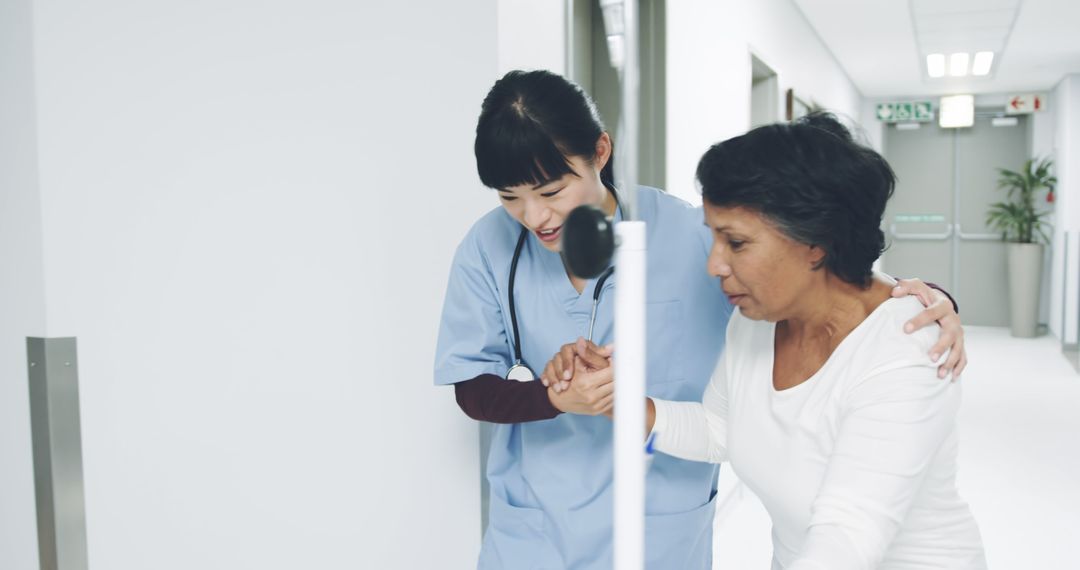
[600,1,645,568]
[561,3,644,567]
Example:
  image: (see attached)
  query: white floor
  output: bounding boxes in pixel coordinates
[711,326,1080,568]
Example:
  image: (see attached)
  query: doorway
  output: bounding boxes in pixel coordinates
[880,113,1031,326]
[569,0,666,189]
[750,55,779,128]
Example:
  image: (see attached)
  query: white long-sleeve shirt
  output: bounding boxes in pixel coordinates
[652,297,987,569]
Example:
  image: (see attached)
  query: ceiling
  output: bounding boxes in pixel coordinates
[793,0,1080,98]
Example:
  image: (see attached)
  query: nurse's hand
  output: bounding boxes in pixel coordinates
[892,278,967,380]
[540,337,612,393]
[547,358,614,416]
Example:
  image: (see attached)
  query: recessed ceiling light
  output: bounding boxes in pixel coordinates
[950,53,970,77]
[927,54,946,78]
[972,51,994,76]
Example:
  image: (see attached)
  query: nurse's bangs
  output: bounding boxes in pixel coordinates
[474,108,579,190]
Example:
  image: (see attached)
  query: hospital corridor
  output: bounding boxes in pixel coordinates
[2,0,1079,569]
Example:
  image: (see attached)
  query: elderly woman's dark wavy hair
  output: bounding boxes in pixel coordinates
[696,112,895,288]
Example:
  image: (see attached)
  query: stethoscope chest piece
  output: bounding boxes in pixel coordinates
[506,363,536,382]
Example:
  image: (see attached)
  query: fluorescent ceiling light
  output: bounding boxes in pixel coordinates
[927,53,946,78]
[940,94,975,128]
[949,52,970,77]
[972,51,994,76]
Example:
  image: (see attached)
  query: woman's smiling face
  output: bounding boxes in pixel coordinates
[496,135,612,252]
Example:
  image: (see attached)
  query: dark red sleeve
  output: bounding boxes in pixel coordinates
[924,282,959,314]
[454,374,562,424]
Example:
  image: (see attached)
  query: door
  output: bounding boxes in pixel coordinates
[881,113,1030,326]
[955,116,1029,326]
[881,122,956,291]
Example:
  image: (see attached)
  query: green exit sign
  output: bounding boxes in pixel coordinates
[877,101,933,123]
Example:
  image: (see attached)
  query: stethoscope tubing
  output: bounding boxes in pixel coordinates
[508,231,614,368]
[587,267,615,342]
[508,228,529,366]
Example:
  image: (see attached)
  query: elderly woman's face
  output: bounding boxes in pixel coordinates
[703,203,822,322]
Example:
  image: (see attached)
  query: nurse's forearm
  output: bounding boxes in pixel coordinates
[454,374,562,423]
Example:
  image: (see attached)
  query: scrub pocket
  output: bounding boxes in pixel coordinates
[644,491,717,569]
[479,495,563,570]
[646,300,686,390]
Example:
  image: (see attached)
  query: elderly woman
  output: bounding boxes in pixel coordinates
[600,114,986,568]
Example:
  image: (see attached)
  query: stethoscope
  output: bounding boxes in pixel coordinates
[505,191,619,382]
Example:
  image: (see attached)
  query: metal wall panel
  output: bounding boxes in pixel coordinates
[27,337,88,570]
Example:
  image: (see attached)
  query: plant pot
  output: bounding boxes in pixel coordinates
[1006,242,1044,338]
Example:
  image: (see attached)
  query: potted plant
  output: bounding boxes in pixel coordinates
[986,157,1056,337]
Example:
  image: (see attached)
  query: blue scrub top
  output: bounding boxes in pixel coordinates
[435,187,733,569]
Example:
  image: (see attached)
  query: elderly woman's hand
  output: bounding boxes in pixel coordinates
[540,337,613,393]
[891,278,967,380]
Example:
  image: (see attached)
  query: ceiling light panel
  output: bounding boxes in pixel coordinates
[912,0,1020,81]
[972,51,994,75]
[950,52,970,76]
[927,54,946,78]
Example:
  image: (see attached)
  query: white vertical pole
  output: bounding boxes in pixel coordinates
[620,0,639,219]
[607,0,644,568]
[613,222,645,570]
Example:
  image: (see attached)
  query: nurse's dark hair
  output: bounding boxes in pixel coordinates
[696,112,895,288]
[475,70,614,190]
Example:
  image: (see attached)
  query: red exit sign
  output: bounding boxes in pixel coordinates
[1006,94,1046,114]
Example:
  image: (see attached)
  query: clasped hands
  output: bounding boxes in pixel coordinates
[540,337,616,416]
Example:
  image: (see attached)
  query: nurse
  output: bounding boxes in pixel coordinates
[434,70,965,569]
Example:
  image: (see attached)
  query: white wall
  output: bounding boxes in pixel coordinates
[666,0,863,204]
[498,0,567,74]
[1048,75,1080,344]
[19,0,496,568]
[859,101,886,152]
[0,0,47,568]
